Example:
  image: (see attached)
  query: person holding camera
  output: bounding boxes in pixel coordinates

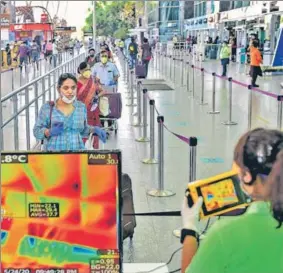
[181,128,283,273]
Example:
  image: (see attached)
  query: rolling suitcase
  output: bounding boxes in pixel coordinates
[135,62,147,79]
[122,173,136,240]
[103,93,122,119]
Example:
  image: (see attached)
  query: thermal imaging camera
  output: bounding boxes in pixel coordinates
[186,170,252,219]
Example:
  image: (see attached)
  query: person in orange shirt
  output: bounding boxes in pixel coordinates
[249,41,262,87]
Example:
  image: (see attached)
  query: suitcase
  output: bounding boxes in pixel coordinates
[103,93,122,119]
[135,62,147,78]
[122,173,136,240]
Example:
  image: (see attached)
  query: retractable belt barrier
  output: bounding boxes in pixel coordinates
[154,48,283,131]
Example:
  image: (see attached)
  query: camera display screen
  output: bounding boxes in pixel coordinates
[201,179,239,212]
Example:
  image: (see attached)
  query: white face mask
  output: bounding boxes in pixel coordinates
[61,93,76,104]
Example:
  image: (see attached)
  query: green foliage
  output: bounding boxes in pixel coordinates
[83,1,136,39]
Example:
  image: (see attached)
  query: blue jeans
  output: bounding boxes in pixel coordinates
[129,54,137,69]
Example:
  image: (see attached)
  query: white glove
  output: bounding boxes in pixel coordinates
[181,196,203,232]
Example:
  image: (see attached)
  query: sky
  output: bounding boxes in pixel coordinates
[15,1,91,33]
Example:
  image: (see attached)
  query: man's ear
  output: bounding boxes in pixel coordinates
[242,171,252,184]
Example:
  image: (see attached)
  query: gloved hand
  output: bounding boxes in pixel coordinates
[181,195,203,232]
[94,127,107,143]
[50,122,64,137]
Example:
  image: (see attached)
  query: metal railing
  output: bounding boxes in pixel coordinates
[0,52,86,151]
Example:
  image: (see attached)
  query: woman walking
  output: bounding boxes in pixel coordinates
[77,62,106,149]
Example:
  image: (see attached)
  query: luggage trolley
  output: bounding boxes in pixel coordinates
[99,85,122,135]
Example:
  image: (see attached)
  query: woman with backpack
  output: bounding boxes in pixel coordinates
[141,38,153,78]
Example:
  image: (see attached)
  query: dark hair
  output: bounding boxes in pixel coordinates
[57,73,77,88]
[143,38,148,43]
[77,61,88,74]
[131,37,135,42]
[88,48,95,53]
[234,128,283,227]
[252,40,259,48]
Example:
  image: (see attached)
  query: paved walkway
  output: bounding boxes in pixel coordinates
[2,52,283,270]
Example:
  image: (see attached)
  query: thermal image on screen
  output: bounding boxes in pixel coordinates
[200,179,239,212]
[1,152,120,273]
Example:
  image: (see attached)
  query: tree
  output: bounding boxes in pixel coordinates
[83,1,136,39]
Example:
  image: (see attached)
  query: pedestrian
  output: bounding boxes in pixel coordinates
[249,41,262,88]
[219,41,230,77]
[128,37,138,69]
[33,73,107,151]
[77,62,106,149]
[141,38,153,78]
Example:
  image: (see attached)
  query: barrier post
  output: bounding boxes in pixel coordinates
[199,68,207,105]
[181,59,184,85]
[277,95,283,130]
[191,65,195,96]
[11,68,14,91]
[126,71,137,106]
[132,81,142,126]
[173,57,176,82]
[247,85,253,130]
[170,56,173,80]
[143,99,158,164]
[147,116,175,197]
[136,89,150,142]
[173,137,198,238]
[208,72,220,114]
[222,77,237,126]
[186,62,190,92]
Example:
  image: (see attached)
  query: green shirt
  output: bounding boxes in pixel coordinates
[220,46,231,59]
[186,202,283,273]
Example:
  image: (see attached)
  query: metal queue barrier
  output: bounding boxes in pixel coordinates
[0,52,86,151]
[153,46,283,131]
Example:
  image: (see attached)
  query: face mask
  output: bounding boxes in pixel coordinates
[82,70,91,79]
[61,93,76,104]
[101,57,108,64]
[90,54,95,57]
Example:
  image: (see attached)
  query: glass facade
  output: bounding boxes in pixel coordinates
[194,1,207,17]
[219,0,250,12]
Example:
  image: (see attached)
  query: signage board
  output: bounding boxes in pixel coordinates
[0,13,10,28]
[55,26,76,32]
[1,151,122,273]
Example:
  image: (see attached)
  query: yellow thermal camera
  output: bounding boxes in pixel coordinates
[187,170,252,219]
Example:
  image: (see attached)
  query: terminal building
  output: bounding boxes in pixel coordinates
[146,1,283,55]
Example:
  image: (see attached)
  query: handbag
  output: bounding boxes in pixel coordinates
[32,101,54,151]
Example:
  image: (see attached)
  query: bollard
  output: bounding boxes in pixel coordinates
[136,89,150,142]
[186,62,190,92]
[208,73,220,114]
[173,137,198,238]
[126,71,137,106]
[143,99,158,164]
[222,77,237,125]
[181,59,184,86]
[132,81,142,126]
[170,56,173,80]
[11,68,14,91]
[190,65,195,96]
[147,116,175,197]
[173,58,176,82]
[277,95,283,130]
[247,85,253,130]
[199,68,207,105]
